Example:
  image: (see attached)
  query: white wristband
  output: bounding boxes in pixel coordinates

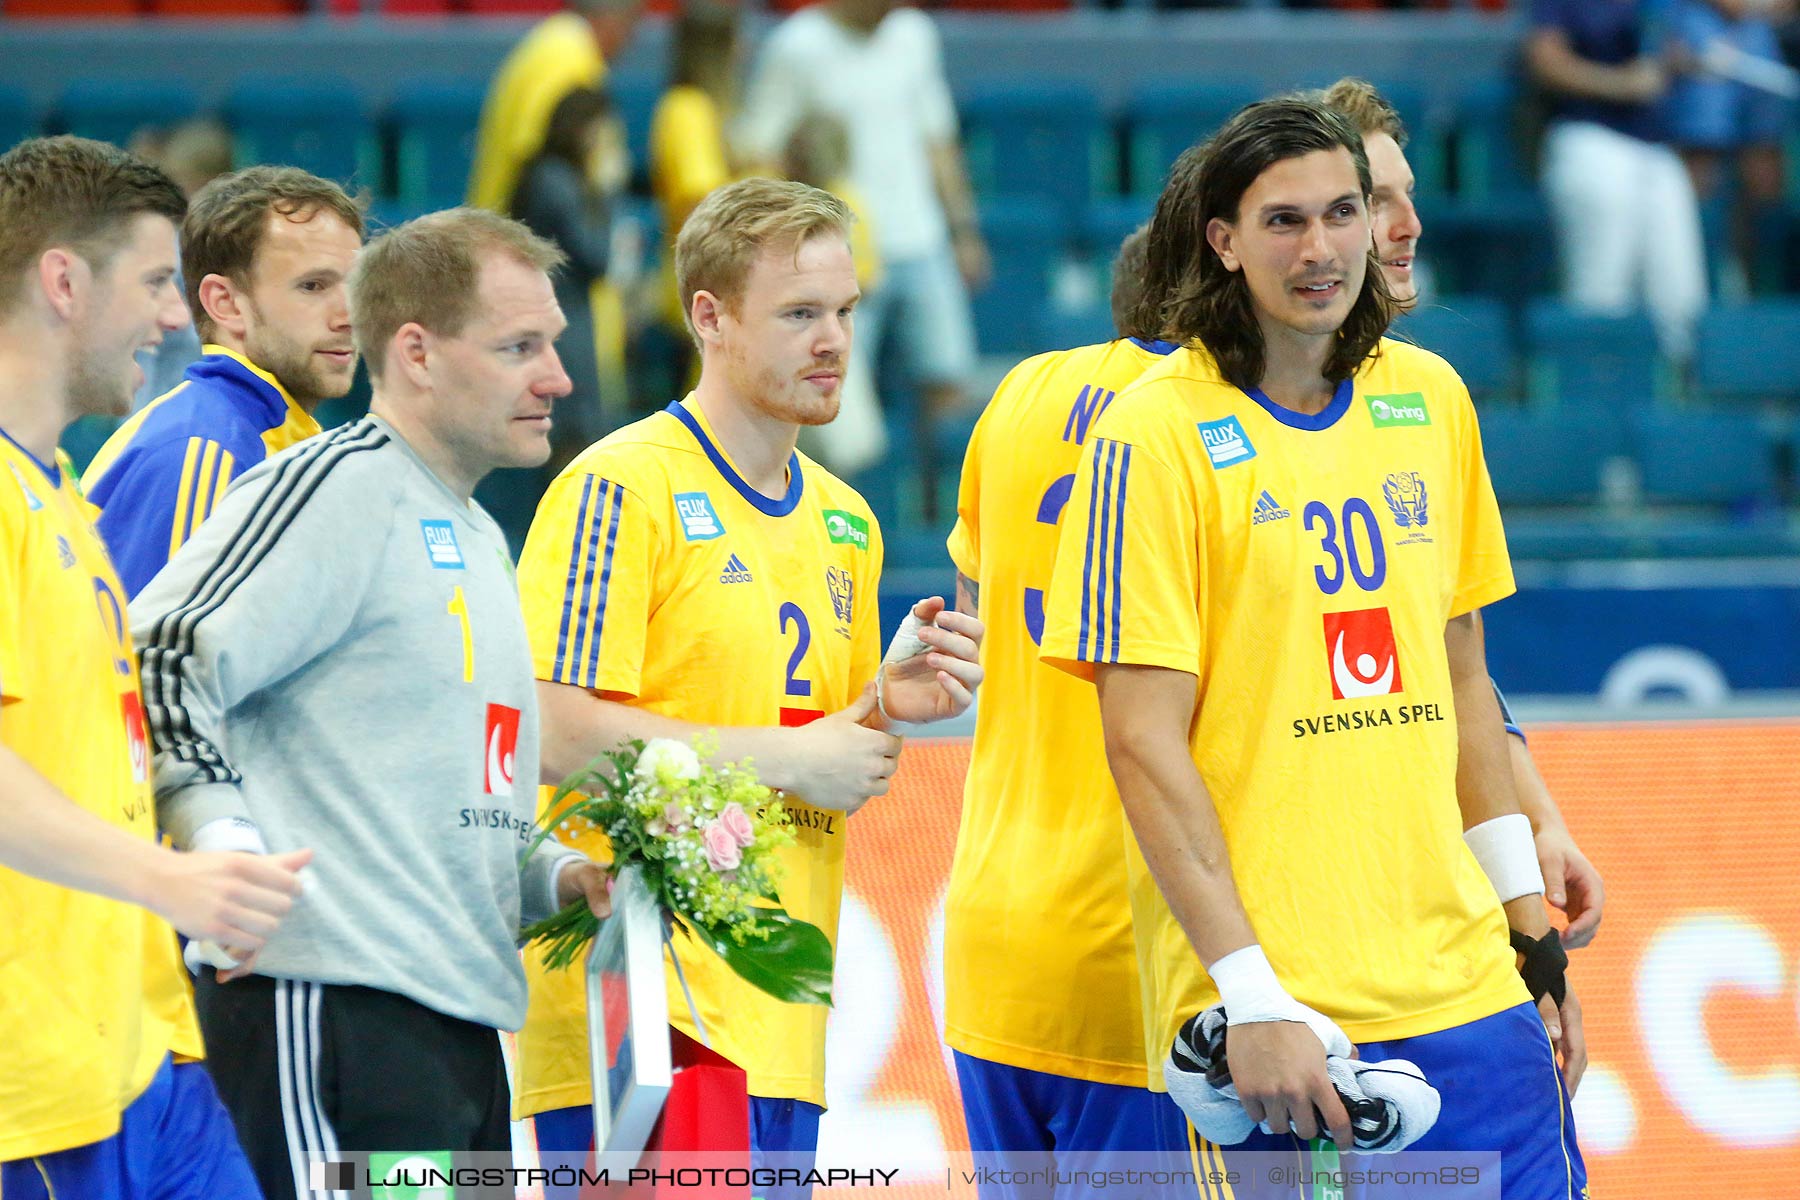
[1464,813,1545,903]
[1208,944,1351,1057]
[189,816,268,856]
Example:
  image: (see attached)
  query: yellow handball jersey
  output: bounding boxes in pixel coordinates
[513,397,883,1115]
[1041,339,1529,1071]
[0,437,195,1159]
[944,337,1177,1086]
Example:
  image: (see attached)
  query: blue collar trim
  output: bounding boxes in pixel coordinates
[665,401,804,517]
[1241,377,1354,431]
[0,426,61,486]
[1129,337,1180,356]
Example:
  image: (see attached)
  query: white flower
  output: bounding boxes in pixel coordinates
[635,738,703,787]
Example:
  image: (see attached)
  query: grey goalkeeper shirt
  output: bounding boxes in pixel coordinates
[131,415,581,1031]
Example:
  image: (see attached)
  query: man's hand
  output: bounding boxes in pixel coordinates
[1535,825,1604,949]
[878,597,984,725]
[148,847,311,959]
[557,860,613,919]
[1226,1021,1353,1149]
[953,228,992,291]
[1539,982,1587,1097]
[784,686,903,813]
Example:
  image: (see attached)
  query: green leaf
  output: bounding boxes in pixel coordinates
[686,913,834,1006]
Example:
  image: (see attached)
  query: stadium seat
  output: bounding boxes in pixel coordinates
[390,78,486,210]
[1523,299,1662,410]
[1634,412,1778,507]
[1039,298,1115,353]
[1453,81,1536,200]
[0,88,37,155]
[1693,301,1800,405]
[1422,195,1553,305]
[59,80,198,147]
[1391,296,1515,402]
[225,78,376,192]
[972,195,1068,355]
[1478,410,1629,507]
[1123,81,1259,197]
[960,80,1108,228]
[1083,196,1152,260]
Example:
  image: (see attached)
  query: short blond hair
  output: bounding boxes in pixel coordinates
[349,207,565,381]
[675,177,852,344]
[1317,77,1408,147]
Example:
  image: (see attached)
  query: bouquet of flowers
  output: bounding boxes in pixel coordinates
[521,735,834,1005]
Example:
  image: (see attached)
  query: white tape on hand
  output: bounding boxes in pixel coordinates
[882,609,930,665]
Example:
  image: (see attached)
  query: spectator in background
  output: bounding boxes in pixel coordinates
[467,0,643,215]
[1665,0,1796,297]
[512,86,624,477]
[1527,0,1708,358]
[735,0,989,511]
[784,113,888,476]
[128,120,233,414]
[649,0,742,389]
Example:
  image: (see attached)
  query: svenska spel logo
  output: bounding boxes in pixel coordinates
[1322,607,1404,699]
[120,693,148,784]
[483,703,521,794]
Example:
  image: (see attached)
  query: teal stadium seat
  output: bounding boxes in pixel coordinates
[390,79,487,210]
[1124,81,1257,197]
[1478,410,1628,506]
[960,80,1108,228]
[0,88,36,155]
[973,195,1068,355]
[605,71,661,192]
[1694,301,1800,405]
[226,78,377,192]
[1083,196,1152,260]
[1634,412,1778,507]
[1392,296,1515,402]
[1524,299,1662,410]
[61,80,199,147]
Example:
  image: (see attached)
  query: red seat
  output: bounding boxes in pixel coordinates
[148,0,300,13]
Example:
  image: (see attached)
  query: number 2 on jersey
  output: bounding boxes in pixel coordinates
[780,602,812,697]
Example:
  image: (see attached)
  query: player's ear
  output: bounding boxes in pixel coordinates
[34,247,85,321]
[1205,218,1241,273]
[197,273,248,339]
[690,290,726,347]
[392,322,432,389]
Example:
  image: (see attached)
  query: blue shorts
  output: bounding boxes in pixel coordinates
[1,1058,261,1200]
[955,1051,1193,1200]
[1192,1003,1584,1200]
[535,1097,821,1200]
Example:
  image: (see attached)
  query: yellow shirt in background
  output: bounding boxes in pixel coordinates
[511,398,883,1114]
[468,12,605,213]
[1042,339,1528,1082]
[943,338,1173,1086]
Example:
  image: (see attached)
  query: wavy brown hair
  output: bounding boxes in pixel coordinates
[1142,98,1396,390]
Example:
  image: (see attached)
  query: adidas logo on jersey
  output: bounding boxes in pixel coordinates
[1251,490,1291,525]
[719,553,754,584]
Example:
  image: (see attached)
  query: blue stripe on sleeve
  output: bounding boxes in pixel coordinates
[554,477,597,682]
[1093,440,1118,665]
[1107,444,1130,662]
[584,481,625,689]
[1078,439,1105,661]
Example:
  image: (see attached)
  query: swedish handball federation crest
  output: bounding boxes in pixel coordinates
[826,566,854,624]
[1383,471,1429,528]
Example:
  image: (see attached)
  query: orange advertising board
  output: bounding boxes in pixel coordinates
[825,722,1800,1195]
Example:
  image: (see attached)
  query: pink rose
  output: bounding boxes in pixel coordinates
[702,821,742,872]
[662,802,691,833]
[719,802,755,848]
